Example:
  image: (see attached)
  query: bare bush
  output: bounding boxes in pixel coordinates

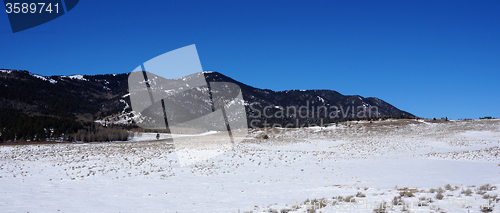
[373,201,387,213]
[480,184,496,191]
[444,184,453,191]
[461,188,473,196]
[480,205,494,212]
[436,192,444,200]
[344,195,355,202]
[356,191,366,197]
[437,187,445,193]
[393,196,403,206]
[74,126,130,142]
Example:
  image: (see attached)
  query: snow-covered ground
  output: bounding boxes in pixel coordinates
[0,119,499,212]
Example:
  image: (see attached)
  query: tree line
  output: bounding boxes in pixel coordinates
[0,110,131,142]
[0,109,82,141]
[72,124,130,142]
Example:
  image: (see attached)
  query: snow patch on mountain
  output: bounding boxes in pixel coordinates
[94,111,145,126]
[31,74,57,84]
[62,75,88,81]
[119,99,130,113]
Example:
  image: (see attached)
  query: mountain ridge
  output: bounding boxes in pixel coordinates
[0,69,414,130]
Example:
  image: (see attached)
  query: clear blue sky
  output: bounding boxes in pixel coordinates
[1,0,499,119]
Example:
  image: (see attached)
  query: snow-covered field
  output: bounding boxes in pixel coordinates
[1,119,499,212]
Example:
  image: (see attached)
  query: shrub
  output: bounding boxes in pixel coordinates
[437,187,445,193]
[373,201,387,213]
[479,184,496,191]
[344,195,355,202]
[461,189,473,196]
[392,196,403,206]
[491,194,498,200]
[444,184,453,191]
[310,198,327,209]
[480,184,490,191]
[480,205,494,212]
[306,207,315,213]
[417,197,429,207]
[436,193,444,200]
[399,190,414,197]
[356,192,366,197]
[429,188,436,193]
[477,190,487,195]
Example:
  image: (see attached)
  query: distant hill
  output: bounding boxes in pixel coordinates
[204,71,414,127]
[0,69,414,141]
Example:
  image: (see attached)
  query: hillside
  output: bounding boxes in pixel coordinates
[0,69,414,141]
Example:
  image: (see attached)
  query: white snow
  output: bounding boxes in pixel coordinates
[1,119,499,212]
[118,99,129,113]
[31,74,58,84]
[129,131,220,142]
[94,110,142,126]
[62,75,88,81]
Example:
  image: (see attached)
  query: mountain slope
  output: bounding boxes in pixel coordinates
[0,69,414,135]
[0,69,129,121]
[204,71,414,127]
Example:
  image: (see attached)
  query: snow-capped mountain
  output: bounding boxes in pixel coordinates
[0,69,414,128]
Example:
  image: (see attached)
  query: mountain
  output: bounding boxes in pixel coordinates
[0,69,129,121]
[204,71,414,127]
[0,69,414,141]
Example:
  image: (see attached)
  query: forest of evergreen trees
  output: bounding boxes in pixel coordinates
[0,110,83,142]
[249,114,417,128]
[0,110,131,143]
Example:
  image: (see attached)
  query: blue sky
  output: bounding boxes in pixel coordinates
[1,0,499,119]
